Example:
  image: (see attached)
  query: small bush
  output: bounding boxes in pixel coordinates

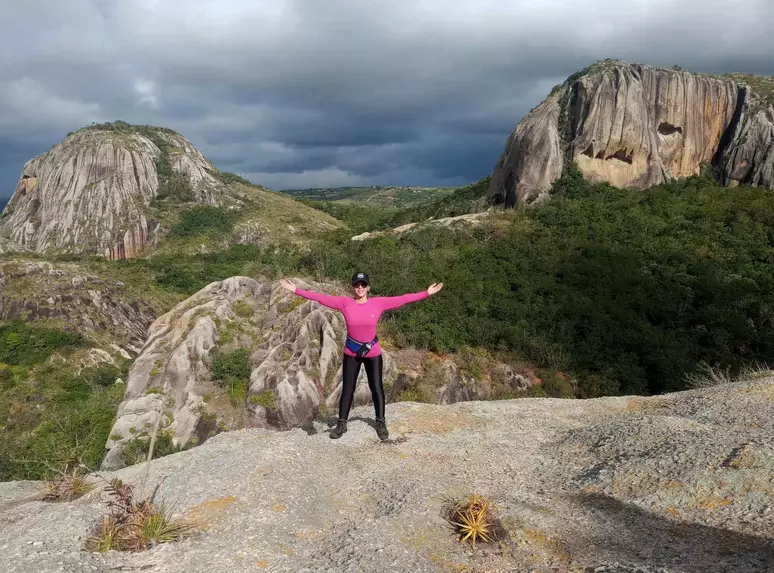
[0,321,83,366]
[40,467,93,502]
[248,389,277,411]
[82,363,123,387]
[210,348,252,404]
[211,348,251,382]
[232,300,253,318]
[85,478,193,552]
[684,360,774,389]
[170,206,238,237]
[119,431,181,467]
[156,172,194,202]
[683,361,733,389]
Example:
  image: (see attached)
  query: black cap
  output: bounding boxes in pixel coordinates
[351,272,369,285]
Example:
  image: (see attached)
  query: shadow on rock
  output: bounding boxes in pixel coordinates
[300,420,318,436]
[573,492,774,572]
[348,415,376,429]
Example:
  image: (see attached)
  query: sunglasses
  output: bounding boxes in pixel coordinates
[353,282,368,289]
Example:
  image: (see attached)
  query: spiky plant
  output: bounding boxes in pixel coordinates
[447,494,494,549]
[84,516,124,553]
[136,506,194,546]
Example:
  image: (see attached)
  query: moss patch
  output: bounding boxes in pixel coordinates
[248,389,277,411]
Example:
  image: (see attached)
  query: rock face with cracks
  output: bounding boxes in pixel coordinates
[0,258,158,356]
[2,377,773,572]
[101,276,532,470]
[490,59,774,206]
[100,276,388,470]
[0,124,224,259]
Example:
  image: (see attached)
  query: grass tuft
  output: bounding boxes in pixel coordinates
[684,360,774,389]
[85,478,194,552]
[39,467,93,502]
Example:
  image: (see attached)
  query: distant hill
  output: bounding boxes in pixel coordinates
[279,185,456,208]
[0,121,342,259]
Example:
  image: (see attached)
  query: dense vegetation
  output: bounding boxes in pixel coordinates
[0,321,130,480]
[112,166,774,398]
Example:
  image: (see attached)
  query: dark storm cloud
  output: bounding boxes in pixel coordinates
[1,0,773,195]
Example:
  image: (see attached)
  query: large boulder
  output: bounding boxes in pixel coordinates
[102,276,358,469]
[102,276,536,469]
[490,59,774,206]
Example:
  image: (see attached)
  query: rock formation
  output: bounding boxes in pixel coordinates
[350,212,490,241]
[3,376,773,572]
[0,121,344,259]
[0,122,225,259]
[0,258,159,356]
[102,276,533,469]
[490,59,774,206]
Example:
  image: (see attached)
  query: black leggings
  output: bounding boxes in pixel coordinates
[339,353,385,421]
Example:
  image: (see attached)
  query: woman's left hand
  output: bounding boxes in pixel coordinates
[427,282,444,295]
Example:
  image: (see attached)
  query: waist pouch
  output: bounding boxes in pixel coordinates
[345,335,378,358]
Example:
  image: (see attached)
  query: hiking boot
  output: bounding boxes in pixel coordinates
[375,418,389,440]
[329,418,347,439]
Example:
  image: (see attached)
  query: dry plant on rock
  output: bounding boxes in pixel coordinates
[443,493,504,549]
[39,467,93,502]
[85,478,194,552]
[684,360,774,389]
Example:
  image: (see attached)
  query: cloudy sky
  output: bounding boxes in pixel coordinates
[1,0,772,195]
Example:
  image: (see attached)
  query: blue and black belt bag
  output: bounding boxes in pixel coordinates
[345,335,378,358]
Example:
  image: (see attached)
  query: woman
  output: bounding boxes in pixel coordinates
[280,272,443,440]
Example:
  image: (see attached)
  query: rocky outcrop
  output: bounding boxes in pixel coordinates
[3,377,773,572]
[490,59,774,206]
[17,175,37,195]
[101,276,346,469]
[103,218,158,260]
[718,100,774,187]
[102,276,535,470]
[0,122,224,259]
[350,212,490,241]
[0,259,159,356]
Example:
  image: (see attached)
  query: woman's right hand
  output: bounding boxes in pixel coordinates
[279,278,296,292]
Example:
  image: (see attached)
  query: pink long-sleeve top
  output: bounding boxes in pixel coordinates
[294,288,429,357]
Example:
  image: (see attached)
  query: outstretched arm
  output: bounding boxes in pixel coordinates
[377,282,443,311]
[279,278,346,310]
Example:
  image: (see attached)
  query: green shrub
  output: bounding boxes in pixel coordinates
[248,389,277,411]
[170,206,238,237]
[0,321,83,366]
[82,363,124,387]
[119,431,181,467]
[156,172,194,202]
[210,348,252,404]
[232,300,253,318]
